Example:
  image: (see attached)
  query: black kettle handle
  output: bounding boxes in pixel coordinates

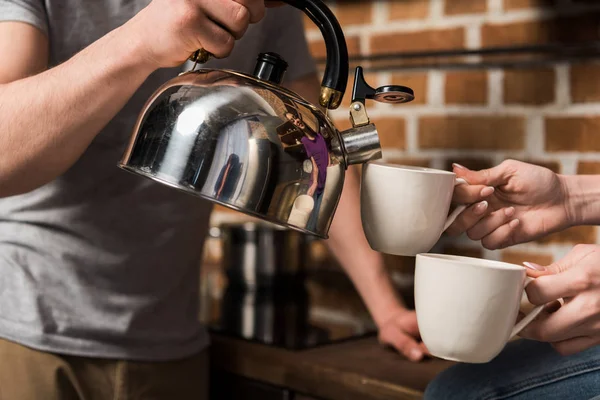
[189,0,349,110]
[285,0,349,109]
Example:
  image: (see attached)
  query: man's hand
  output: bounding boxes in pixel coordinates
[447,159,572,250]
[130,0,268,68]
[519,244,600,356]
[378,308,429,362]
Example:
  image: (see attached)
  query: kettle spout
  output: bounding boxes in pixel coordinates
[340,123,382,166]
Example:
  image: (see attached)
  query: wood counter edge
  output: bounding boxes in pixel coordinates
[209,335,430,400]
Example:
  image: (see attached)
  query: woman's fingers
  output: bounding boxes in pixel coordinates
[445,201,490,236]
[480,219,520,250]
[466,207,516,241]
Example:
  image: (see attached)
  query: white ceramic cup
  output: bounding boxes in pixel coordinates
[360,161,468,256]
[415,254,546,363]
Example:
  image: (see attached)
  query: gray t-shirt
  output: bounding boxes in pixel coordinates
[0,0,316,360]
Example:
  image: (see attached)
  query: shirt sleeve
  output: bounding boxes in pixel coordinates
[261,6,318,84]
[0,0,48,36]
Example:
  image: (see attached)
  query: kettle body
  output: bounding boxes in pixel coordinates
[119,68,346,237]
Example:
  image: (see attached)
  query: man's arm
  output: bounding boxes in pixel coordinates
[0,21,154,197]
[285,73,427,361]
[0,0,267,198]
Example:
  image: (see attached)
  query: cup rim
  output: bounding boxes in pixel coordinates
[416,253,525,271]
[367,160,455,175]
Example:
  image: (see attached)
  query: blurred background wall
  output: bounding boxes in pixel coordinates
[207,0,600,293]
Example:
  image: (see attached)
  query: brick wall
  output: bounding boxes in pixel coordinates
[207,0,600,284]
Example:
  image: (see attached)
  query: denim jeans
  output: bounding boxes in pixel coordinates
[424,339,600,400]
[306,191,324,232]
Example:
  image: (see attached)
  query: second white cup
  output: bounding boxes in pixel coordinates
[415,254,546,363]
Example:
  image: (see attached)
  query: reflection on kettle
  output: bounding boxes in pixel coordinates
[298,123,329,231]
[214,154,242,199]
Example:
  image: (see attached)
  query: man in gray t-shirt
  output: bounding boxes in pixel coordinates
[0,0,426,398]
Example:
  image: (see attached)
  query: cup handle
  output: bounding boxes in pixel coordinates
[509,277,545,338]
[443,178,469,231]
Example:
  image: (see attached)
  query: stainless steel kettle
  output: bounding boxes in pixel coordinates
[118,0,414,238]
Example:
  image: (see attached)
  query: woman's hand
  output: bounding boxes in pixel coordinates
[447,160,573,250]
[378,307,429,362]
[520,244,600,355]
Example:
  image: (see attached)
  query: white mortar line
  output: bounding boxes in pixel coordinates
[373,0,389,25]
[488,0,503,16]
[488,69,503,109]
[405,116,419,154]
[555,64,571,108]
[430,0,444,21]
[560,159,579,175]
[428,70,445,107]
[465,23,482,64]
[525,115,544,155]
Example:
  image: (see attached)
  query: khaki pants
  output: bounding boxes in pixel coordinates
[0,338,209,400]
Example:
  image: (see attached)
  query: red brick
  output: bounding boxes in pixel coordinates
[570,63,600,103]
[577,162,600,174]
[504,0,558,9]
[545,117,600,152]
[443,157,495,172]
[389,0,429,20]
[518,159,562,173]
[391,72,428,105]
[385,157,432,168]
[537,226,596,244]
[335,2,373,26]
[445,71,488,105]
[482,14,600,48]
[504,68,555,105]
[370,27,465,55]
[501,251,553,266]
[445,0,487,15]
[371,117,406,149]
[419,116,526,150]
[333,117,353,132]
[309,36,361,59]
[303,14,316,33]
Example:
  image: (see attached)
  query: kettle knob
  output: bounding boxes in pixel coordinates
[253,53,289,85]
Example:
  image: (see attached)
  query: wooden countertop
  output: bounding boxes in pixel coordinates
[209,334,455,400]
